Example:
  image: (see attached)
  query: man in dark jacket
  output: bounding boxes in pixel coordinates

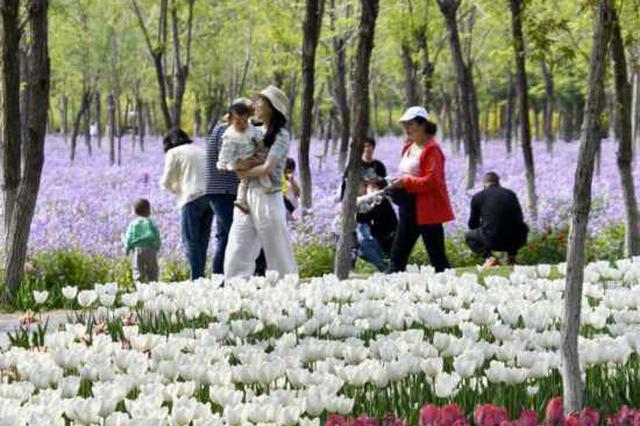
[465,172,529,267]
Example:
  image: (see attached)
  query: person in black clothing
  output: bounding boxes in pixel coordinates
[465,172,529,267]
[356,176,398,271]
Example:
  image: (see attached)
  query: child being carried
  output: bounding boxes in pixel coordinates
[217,101,276,213]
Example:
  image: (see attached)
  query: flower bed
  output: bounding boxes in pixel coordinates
[1,259,640,424]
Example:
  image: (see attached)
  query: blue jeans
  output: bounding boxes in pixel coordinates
[206,194,235,275]
[357,223,387,272]
[181,195,214,279]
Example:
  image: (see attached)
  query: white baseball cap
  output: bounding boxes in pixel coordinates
[399,106,430,122]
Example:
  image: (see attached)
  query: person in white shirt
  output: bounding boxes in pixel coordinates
[160,129,212,279]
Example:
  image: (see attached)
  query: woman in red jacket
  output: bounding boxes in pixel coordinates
[388,106,454,273]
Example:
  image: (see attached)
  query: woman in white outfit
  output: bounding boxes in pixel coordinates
[224,86,298,280]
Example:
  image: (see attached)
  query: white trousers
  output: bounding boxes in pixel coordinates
[224,186,298,280]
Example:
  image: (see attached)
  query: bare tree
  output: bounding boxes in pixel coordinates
[335,0,379,279]
[1,0,22,233]
[611,6,640,256]
[70,90,91,161]
[131,0,196,132]
[541,59,555,152]
[437,0,479,189]
[108,93,116,165]
[329,0,351,173]
[562,0,613,413]
[509,0,538,222]
[299,0,325,210]
[1,0,51,300]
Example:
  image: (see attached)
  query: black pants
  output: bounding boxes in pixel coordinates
[387,191,450,273]
[465,228,525,258]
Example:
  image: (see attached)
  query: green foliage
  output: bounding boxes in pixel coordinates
[3,223,628,311]
[294,241,336,278]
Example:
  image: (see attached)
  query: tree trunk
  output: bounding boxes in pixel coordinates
[437,0,478,189]
[62,94,69,142]
[505,71,514,154]
[509,0,538,222]
[170,0,195,131]
[131,0,173,131]
[108,93,115,165]
[335,0,379,279]
[330,0,351,173]
[562,0,613,413]
[137,96,145,152]
[611,9,640,256]
[94,90,102,149]
[299,0,325,210]
[1,0,22,234]
[562,109,574,142]
[467,66,483,164]
[194,106,201,139]
[401,41,420,107]
[145,101,155,136]
[3,0,50,300]
[541,59,555,152]
[83,90,92,156]
[70,91,91,162]
[632,70,639,152]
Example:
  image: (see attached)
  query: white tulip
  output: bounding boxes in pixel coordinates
[33,290,49,304]
[61,286,78,300]
[77,290,97,308]
[99,292,116,307]
[434,372,460,398]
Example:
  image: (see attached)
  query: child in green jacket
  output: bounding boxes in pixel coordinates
[123,198,161,282]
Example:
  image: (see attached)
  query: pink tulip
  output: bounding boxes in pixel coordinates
[517,410,539,426]
[350,415,381,426]
[546,398,565,426]
[565,413,580,426]
[442,404,468,426]
[474,404,509,426]
[579,407,600,426]
[327,415,349,426]
[420,404,441,426]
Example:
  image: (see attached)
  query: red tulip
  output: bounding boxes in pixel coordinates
[474,404,509,426]
[350,414,381,426]
[517,410,539,426]
[546,398,565,426]
[327,415,350,426]
[565,414,580,426]
[579,407,600,426]
[442,404,468,426]
[420,404,441,426]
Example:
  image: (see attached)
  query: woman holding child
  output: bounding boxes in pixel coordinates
[224,85,298,280]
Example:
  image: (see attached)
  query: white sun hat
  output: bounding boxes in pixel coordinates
[399,106,430,122]
[258,85,290,118]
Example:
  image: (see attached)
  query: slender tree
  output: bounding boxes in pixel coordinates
[1,0,22,233]
[329,0,351,173]
[541,59,555,151]
[562,0,613,413]
[610,6,640,256]
[299,0,325,210]
[437,0,479,189]
[335,0,379,279]
[1,0,51,300]
[509,0,538,221]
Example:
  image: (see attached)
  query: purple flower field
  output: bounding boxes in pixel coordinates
[0,134,635,262]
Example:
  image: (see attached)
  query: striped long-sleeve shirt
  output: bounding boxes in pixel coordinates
[205,123,240,195]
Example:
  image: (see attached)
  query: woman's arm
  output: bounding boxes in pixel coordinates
[160,151,179,194]
[240,155,278,178]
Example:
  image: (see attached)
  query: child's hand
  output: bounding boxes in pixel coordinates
[235,158,259,171]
